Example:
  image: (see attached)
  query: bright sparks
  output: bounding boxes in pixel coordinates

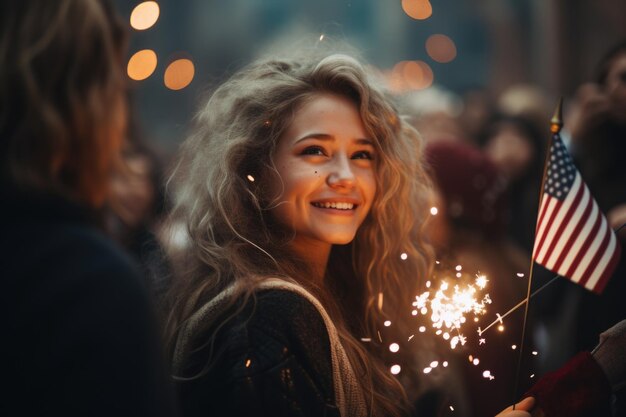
[246,175,255,182]
[400,252,408,260]
[482,370,495,380]
[430,206,438,215]
[412,272,491,349]
[389,343,400,353]
[476,275,488,289]
[390,364,401,375]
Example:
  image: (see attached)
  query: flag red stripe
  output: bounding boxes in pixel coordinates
[565,212,602,279]
[543,182,585,266]
[593,243,622,294]
[552,193,593,271]
[534,199,562,261]
[577,223,611,288]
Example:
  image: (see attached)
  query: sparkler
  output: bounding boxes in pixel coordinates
[412,272,491,349]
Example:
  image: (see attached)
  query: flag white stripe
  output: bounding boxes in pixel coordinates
[545,181,588,269]
[571,204,607,283]
[585,230,617,291]
[558,201,599,281]
[533,197,557,260]
[537,175,582,264]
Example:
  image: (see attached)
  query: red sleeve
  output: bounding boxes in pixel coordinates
[524,351,611,417]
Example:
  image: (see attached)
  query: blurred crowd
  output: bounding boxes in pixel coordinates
[2,0,624,416]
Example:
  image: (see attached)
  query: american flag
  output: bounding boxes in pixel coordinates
[533,133,621,294]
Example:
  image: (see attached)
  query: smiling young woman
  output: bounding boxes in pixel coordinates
[163,49,540,417]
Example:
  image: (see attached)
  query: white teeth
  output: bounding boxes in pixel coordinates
[313,202,355,210]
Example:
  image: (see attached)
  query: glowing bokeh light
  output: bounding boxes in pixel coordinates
[402,60,425,90]
[384,320,392,327]
[127,49,157,81]
[416,61,434,89]
[401,252,408,260]
[130,1,160,31]
[430,206,438,215]
[164,58,195,90]
[389,343,400,353]
[389,61,407,93]
[426,34,457,63]
[389,60,434,92]
[390,364,402,375]
[402,0,433,20]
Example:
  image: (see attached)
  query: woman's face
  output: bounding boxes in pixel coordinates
[269,93,377,251]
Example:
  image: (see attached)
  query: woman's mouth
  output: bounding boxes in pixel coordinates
[311,201,357,210]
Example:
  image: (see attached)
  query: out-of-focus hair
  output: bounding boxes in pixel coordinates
[0,0,127,206]
[596,38,626,85]
[165,48,433,416]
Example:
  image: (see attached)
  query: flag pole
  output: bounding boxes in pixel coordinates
[512,98,563,408]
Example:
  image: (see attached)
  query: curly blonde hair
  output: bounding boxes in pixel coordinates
[165,47,433,416]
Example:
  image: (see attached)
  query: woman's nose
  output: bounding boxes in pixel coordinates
[327,155,356,189]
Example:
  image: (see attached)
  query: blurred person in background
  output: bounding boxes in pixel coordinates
[568,39,626,226]
[106,118,172,304]
[457,87,497,146]
[481,115,546,253]
[0,0,177,415]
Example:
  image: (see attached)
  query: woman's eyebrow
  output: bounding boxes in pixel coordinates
[294,133,373,145]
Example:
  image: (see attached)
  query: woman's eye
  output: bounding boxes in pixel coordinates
[352,150,374,160]
[301,146,326,156]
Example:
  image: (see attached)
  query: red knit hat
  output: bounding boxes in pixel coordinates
[425,141,509,238]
